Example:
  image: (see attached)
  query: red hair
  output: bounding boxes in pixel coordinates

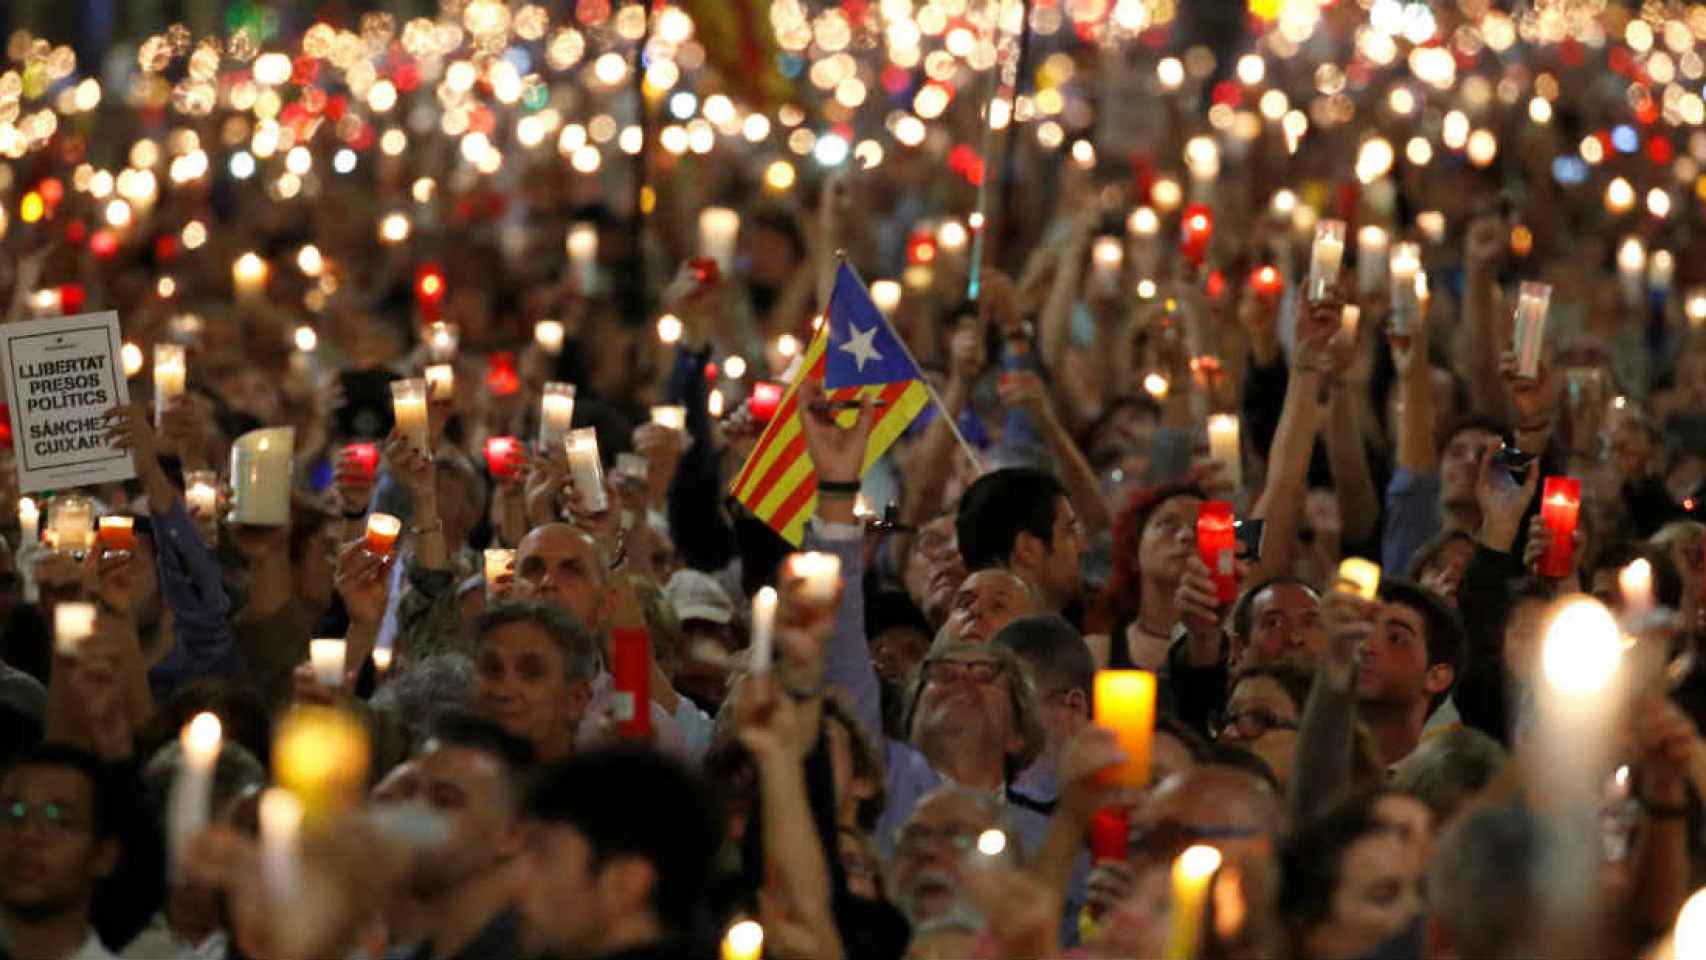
[1085,481,1207,635]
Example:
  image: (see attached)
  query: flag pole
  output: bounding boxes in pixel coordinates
[839,254,982,468]
[965,0,1013,303]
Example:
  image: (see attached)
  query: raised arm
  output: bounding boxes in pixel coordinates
[1455,217,1511,421]
[997,370,1113,535]
[1323,305,1381,546]
[1289,585,1371,823]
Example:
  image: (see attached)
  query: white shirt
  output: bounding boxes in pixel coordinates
[67,929,119,960]
[121,912,227,960]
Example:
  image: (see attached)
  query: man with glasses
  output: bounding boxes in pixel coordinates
[0,744,122,960]
[888,787,1011,928]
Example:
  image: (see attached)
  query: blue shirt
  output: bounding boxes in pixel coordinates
[1381,468,1442,575]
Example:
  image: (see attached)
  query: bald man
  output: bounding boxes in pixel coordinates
[944,569,1040,645]
[515,523,613,630]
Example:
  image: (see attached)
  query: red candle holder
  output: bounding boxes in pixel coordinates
[611,628,653,740]
[1539,477,1581,579]
[483,436,524,479]
[1089,807,1129,863]
[485,351,520,396]
[751,382,783,422]
[343,443,379,483]
[1197,500,1238,604]
[1180,203,1215,267]
[1250,264,1283,299]
[688,256,721,290]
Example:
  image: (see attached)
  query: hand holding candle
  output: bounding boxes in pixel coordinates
[651,405,687,430]
[97,516,135,553]
[309,639,347,691]
[1205,415,1242,492]
[153,343,186,429]
[564,427,609,514]
[390,379,430,456]
[364,513,401,556]
[1093,670,1156,786]
[611,628,652,740]
[1308,220,1347,302]
[484,548,515,601]
[483,436,525,482]
[750,586,777,674]
[1336,558,1381,599]
[1539,477,1581,578]
[169,712,223,875]
[539,382,577,457]
[54,602,95,656]
[1196,501,1238,604]
[1513,282,1551,379]
[1389,242,1421,334]
[785,551,842,606]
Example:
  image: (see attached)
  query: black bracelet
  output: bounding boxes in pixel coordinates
[818,479,861,494]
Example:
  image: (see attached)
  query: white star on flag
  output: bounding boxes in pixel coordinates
[839,323,882,372]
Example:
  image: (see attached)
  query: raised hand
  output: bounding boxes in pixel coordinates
[1175,553,1227,650]
[334,538,392,628]
[1499,350,1557,428]
[996,369,1052,422]
[381,429,435,505]
[1320,586,1376,690]
[797,377,875,487]
[523,452,569,525]
[103,403,160,472]
[1474,440,1541,552]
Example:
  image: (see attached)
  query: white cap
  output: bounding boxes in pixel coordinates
[664,569,734,625]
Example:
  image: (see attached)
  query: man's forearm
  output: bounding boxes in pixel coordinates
[1040,411,1112,534]
[1325,387,1379,544]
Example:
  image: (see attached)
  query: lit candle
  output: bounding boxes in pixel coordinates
[565,427,609,513]
[1539,477,1581,579]
[1183,135,1220,200]
[424,363,454,401]
[1249,265,1283,299]
[750,586,777,674]
[343,443,379,483]
[1336,558,1381,600]
[1091,235,1124,290]
[699,207,740,273]
[50,496,94,555]
[232,252,268,302]
[539,382,577,457]
[1205,414,1242,491]
[1092,670,1156,786]
[1648,248,1675,293]
[1165,845,1224,960]
[534,319,566,354]
[483,436,524,480]
[1342,304,1361,340]
[786,551,842,604]
[1308,220,1347,302]
[722,920,764,960]
[169,712,222,874]
[1356,226,1389,296]
[97,516,135,552]
[1617,236,1647,307]
[425,322,459,364]
[1675,888,1706,957]
[1389,242,1421,334]
[1196,501,1238,604]
[611,628,652,740]
[615,453,649,484]
[309,638,347,690]
[370,646,393,674]
[391,378,431,454]
[272,705,371,824]
[121,342,144,379]
[870,280,902,318]
[185,471,218,519]
[153,343,186,429]
[1179,205,1214,268]
[1513,282,1551,379]
[650,405,687,430]
[1540,596,1622,698]
[1129,206,1160,240]
[936,219,969,258]
[565,223,599,293]
[1619,557,1653,623]
[1688,287,1706,327]
[258,788,303,900]
[18,497,38,547]
[749,383,783,422]
[484,548,515,599]
[1416,210,1446,244]
[1089,807,1130,864]
[54,602,95,656]
[228,427,295,526]
[364,513,401,555]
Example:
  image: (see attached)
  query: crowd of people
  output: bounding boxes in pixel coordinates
[6,2,1706,959]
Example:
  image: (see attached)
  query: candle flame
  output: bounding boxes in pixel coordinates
[183,711,223,755]
[1540,597,1621,697]
[1176,844,1223,879]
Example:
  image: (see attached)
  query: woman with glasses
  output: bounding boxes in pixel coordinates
[1215,663,1311,791]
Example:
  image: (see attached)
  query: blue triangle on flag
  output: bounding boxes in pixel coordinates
[823,263,925,390]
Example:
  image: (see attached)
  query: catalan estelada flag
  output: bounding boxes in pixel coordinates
[731,263,932,545]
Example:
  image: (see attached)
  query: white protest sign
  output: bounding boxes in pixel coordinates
[1,311,135,493]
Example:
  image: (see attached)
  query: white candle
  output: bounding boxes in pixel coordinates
[258,788,303,900]
[1617,236,1646,307]
[370,646,393,674]
[1648,249,1674,293]
[53,602,95,656]
[699,207,740,272]
[1619,558,1654,624]
[1091,235,1124,290]
[750,586,777,674]
[1513,282,1551,379]
[936,219,969,257]
[18,497,38,547]
[425,322,459,364]
[1308,220,1347,302]
[169,712,222,875]
[870,280,902,318]
[1356,226,1389,296]
[1416,210,1446,244]
[534,319,566,354]
[1389,242,1422,334]
[1688,287,1706,326]
[786,552,842,604]
[565,428,608,513]
[424,363,455,401]
[391,378,430,455]
[1184,135,1220,196]
[1128,206,1160,239]
[539,382,577,456]
[50,496,94,555]
[484,548,515,589]
[229,427,295,526]
[232,252,268,302]
[185,470,218,519]
[1206,413,1242,490]
[309,639,346,690]
[565,223,599,293]
[651,405,687,430]
[154,343,186,429]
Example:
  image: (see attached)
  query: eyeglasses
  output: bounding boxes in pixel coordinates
[1130,820,1261,862]
[921,658,1006,687]
[894,824,984,859]
[2,800,90,834]
[1214,708,1298,740]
